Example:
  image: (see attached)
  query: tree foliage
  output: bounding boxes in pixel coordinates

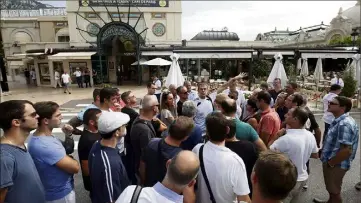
[340,70,357,98]
[251,59,272,78]
[329,36,361,46]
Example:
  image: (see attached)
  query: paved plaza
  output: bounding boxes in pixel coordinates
[2,85,361,202]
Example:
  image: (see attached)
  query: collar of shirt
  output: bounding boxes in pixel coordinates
[286,128,307,134]
[331,113,348,125]
[206,141,231,152]
[153,182,183,203]
[260,107,272,116]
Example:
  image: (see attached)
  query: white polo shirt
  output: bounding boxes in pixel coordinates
[270,129,318,181]
[330,77,344,87]
[154,79,162,94]
[61,73,70,84]
[192,142,250,203]
[74,70,82,77]
[193,97,213,133]
[322,92,338,124]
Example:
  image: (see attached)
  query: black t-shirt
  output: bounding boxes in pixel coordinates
[130,117,156,175]
[305,106,319,133]
[121,107,139,145]
[177,100,184,116]
[225,140,258,195]
[78,130,101,161]
[268,89,282,101]
[141,138,182,187]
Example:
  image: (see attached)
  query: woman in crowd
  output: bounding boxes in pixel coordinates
[160,91,177,136]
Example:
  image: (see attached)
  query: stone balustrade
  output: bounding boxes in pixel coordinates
[1,8,66,18]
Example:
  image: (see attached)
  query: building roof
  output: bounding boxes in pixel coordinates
[341,1,360,28]
[191,30,239,41]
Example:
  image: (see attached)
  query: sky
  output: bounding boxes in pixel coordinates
[40,1,358,40]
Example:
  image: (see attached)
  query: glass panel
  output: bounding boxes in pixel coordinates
[38,63,51,85]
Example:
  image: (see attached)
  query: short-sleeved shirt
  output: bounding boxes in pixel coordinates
[268,89,282,102]
[225,140,258,194]
[270,129,318,181]
[193,97,214,133]
[180,125,203,150]
[154,79,162,94]
[187,90,198,101]
[258,108,281,145]
[321,114,359,170]
[235,118,259,142]
[322,92,338,124]
[192,142,250,203]
[141,138,182,187]
[78,130,101,161]
[28,135,74,201]
[61,74,70,83]
[130,117,157,175]
[88,141,130,203]
[161,109,175,128]
[77,104,99,121]
[0,144,45,203]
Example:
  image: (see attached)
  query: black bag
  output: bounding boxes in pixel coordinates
[199,145,216,203]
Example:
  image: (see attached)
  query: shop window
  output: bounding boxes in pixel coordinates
[85,13,98,18]
[69,62,87,82]
[38,63,51,85]
[53,62,63,73]
[58,36,70,42]
[55,22,68,27]
[109,13,124,18]
[151,13,166,19]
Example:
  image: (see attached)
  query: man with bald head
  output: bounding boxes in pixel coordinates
[221,98,267,151]
[129,95,159,183]
[116,150,200,203]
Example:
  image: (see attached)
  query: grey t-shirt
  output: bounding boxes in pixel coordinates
[0,144,45,203]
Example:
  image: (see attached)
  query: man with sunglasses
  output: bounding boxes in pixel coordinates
[314,96,359,203]
[0,100,45,203]
[322,84,342,140]
[176,86,188,116]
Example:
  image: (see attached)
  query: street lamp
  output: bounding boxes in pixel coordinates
[350,28,359,50]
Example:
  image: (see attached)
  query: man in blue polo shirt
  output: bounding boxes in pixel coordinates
[89,111,131,203]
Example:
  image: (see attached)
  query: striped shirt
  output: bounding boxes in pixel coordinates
[88,141,130,203]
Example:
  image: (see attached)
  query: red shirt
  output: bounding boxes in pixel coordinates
[258,107,281,146]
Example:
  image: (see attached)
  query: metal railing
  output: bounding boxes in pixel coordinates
[1,8,67,18]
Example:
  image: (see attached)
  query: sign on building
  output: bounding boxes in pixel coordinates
[79,0,169,7]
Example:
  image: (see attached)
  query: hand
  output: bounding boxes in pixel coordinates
[276,128,286,138]
[62,124,74,136]
[237,72,247,79]
[113,103,122,112]
[182,184,196,203]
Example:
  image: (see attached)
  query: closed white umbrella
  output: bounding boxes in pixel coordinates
[267,53,288,88]
[349,54,361,87]
[165,53,185,88]
[314,57,324,84]
[296,58,302,71]
[143,58,172,66]
[300,58,309,77]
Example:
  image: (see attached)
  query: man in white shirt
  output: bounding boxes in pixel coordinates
[193,112,251,203]
[270,107,319,203]
[322,84,342,139]
[116,150,199,203]
[184,81,198,101]
[330,73,344,88]
[54,70,62,88]
[193,83,214,134]
[73,68,83,88]
[152,75,162,102]
[61,71,71,94]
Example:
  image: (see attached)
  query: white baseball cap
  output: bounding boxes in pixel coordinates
[98,111,130,134]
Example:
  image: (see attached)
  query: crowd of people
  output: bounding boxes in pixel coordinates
[0,75,359,203]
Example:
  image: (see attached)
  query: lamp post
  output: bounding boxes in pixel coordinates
[351,28,359,50]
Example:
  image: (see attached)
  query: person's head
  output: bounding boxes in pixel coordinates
[328,96,352,116]
[225,117,237,139]
[169,84,177,96]
[121,91,137,106]
[177,86,188,101]
[151,75,158,81]
[93,88,101,103]
[214,93,229,111]
[100,87,118,108]
[256,91,272,110]
[0,100,38,134]
[260,82,269,91]
[197,83,208,98]
[275,92,287,107]
[113,87,121,101]
[147,82,157,95]
[83,108,102,130]
[251,150,297,201]
[285,82,298,95]
[330,84,342,94]
[34,101,62,129]
[273,78,282,89]
[205,112,229,142]
[220,98,237,117]
[246,98,259,114]
[184,81,192,92]
[98,111,130,141]
[182,101,197,118]
[164,150,200,191]
[228,90,238,101]
[161,91,175,110]
[168,116,194,142]
[285,93,303,109]
[285,107,309,128]
[141,95,159,116]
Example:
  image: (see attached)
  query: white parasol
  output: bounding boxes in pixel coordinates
[131,58,147,66]
[267,53,288,88]
[296,58,302,71]
[314,57,324,84]
[348,54,361,87]
[142,58,172,66]
[165,53,185,88]
[300,58,309,77]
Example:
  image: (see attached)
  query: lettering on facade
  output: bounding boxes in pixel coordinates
[1,8,67,18]
[100,25,136,43]
[79,0,168,7]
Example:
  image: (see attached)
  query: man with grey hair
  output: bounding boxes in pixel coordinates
[181,101,203,150]
[116,150,200,203]
[130,95,158,184]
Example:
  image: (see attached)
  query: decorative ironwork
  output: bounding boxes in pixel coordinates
[79,0,169,7]
[152,23,166,37]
